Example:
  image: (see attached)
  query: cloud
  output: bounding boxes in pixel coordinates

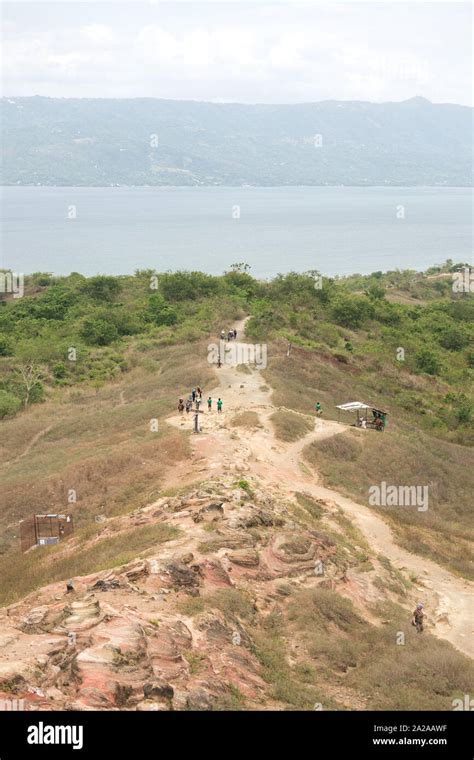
[80,24,119,47]
[1,2,471,104]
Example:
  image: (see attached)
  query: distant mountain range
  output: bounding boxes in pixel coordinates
[1,96,472,186]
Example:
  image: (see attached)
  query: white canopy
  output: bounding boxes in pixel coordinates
[336,402,372,411]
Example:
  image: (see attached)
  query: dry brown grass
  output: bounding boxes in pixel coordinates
[270,409,313,442]
[304,429,474,579]
[229,411,262,429]
[262,341,474,579]
[0,339,214,590]
[285,590,474,710]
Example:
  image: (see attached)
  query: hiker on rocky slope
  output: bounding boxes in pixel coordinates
[412,603,425,633]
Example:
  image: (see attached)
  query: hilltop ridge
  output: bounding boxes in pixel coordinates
[2,96,471,186]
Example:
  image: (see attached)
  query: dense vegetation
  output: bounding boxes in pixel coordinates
[2,96,471,186]
[1,261,472,444]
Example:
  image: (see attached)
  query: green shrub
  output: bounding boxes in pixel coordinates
[415,348,441,375]
[0,390,21,418]
[81,275,122,301]
[80,318,119,346]
[0,335,13,356]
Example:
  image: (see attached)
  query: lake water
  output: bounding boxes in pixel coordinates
[1,186,472,278]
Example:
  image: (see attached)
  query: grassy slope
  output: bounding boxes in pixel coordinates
[0,337,220,601]
[262,341,473,579]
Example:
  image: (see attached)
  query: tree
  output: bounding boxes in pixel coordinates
[80,318,119,346]
[415,349,441,376]
[81,276,122,302]
[146,294,178,326]
[438,326,469,351]
[330,295,374,329]
[158,271,219,301]
[365,283,386,300]
[456,403,471,425]
[228,263,251,273]
[17,362,44,409]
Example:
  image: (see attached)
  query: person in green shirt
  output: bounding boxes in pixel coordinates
[207,396,212,411]
[315,401,322,417]
[217,398,223,413]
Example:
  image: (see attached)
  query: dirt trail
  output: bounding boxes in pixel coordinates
[167,317,473,659]
[2,425,53,466]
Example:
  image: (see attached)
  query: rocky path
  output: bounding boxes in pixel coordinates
[167,317,473,659]
[0,317,472,712]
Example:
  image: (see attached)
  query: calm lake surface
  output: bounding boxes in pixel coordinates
[1,186,472,277]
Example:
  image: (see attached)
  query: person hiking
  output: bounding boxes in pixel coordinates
[412,603,424,633]
[315,401,322,417]
[221,330,226,341]
[217,398,223,414]
[185,399,192,413]
[233,328,237,339]
[197,386,202,399]
[207,396,212,411]
[178,398,184,414]
[195,398,201,412]
[217,353,222,368]
[228,330,233,342]
[192,388,196,402]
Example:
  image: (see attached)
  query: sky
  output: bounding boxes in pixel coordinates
[1,1,472,105]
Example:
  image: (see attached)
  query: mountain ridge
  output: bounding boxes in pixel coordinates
[2,96,471,187]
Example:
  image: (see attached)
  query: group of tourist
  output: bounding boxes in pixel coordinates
[178,387,223,415]
[221,327,238,342]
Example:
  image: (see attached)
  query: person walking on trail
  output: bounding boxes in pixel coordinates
[233,328,237,339]
[217,353,222,368]
[217,398,223,414]
[221,330,226,341]
[316,401,322,417]
[185,398,192,413]
[195,398,201,412]
[207,396,212,411]
[192,388,196,402]
[178,398,184,414]
[412,603,425,633]
[197,386,202,399]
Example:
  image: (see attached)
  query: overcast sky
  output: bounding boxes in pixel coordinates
[1,1,472,105]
